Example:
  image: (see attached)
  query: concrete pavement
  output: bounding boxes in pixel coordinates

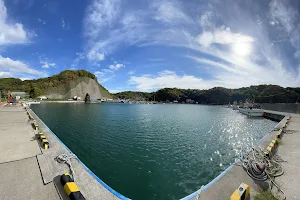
[0,105,128,200]
[0,105,60,200]
[186,110,299,200]
[274,113,300,200]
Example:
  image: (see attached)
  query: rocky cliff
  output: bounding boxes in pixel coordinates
[0,70,112,100]
[45,77,111,99]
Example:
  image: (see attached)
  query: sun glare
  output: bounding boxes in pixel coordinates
[232,42,252,56]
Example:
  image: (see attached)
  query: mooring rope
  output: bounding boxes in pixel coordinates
[238,146,286,200]
[195,185,204,200]
[55,153,77,181]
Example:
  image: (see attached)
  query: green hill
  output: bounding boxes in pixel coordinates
[114,85,300,104]
[0,70,111,99]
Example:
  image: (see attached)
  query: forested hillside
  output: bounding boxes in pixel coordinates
[114,85,300,104]
[0,70,111,99]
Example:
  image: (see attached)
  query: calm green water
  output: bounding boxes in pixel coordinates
[31,103,276,200]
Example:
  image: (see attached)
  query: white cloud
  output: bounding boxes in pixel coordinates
[109,89,122,93]
[94,70,114,83]
[0,55,46,77]
[128,71,135,75]
[38,18,46,25]
[151,0,191,23]
[20,77,31,81]
[87,50,105,61]
[83,0,157,55]
[199,10,214,29]
[0,0,31,45]
[95,71,106,76]
[269,0,300,51]
[129,70,214,91]
[61,18,65,29]
[40,61,56,69]
[108,63,124,70]
[84,0,121,36]
[94,62,125,83]
[0,71,11,77]
[269,0,297,33]
[187,56,243,74]
[84,0,300,90]
[196,26,254,47]
[71,52,85,67]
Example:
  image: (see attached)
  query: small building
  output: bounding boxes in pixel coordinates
[11,92,26,99]
[11,92,26,101]
[37,96,47,100]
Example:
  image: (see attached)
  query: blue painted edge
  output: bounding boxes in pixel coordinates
[180,115,286,200]
[30,109,131,200]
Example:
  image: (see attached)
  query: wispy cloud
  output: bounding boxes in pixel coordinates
[61,18,65,29]
[151,0,191,24]
[94,62,125,83]
[87,50,105,61]
[84,0,300,91]
[38,18,46,25]
[109,63,124,70]
[196,26,254,48]
[40,61,56,69]
[129,70,213,92]
[128,70,135,75]
[71,52,85,68]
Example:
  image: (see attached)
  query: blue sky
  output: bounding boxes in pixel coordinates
[0,0,300,92]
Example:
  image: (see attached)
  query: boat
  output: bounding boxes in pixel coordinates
[238,101,263,117]
[28,101,41,105]
[232,101,239,110]
[239,107,264,117]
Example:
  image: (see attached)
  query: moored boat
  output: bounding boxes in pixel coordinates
[232,101,239,110]
[239,106,264,117]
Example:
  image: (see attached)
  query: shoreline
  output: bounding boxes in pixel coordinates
[28,107,130,200]
[183,110,299,200]
[4,103,299,199]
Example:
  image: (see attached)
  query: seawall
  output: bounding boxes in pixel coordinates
[181,110,289,200]
[259,103,300,114]
[263,110,285,122]
[28,106,130,200]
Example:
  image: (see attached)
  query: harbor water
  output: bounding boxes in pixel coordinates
[31,103,276,200]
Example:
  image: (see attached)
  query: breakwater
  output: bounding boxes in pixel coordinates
[263,110,285,122]
[259,103,300,114]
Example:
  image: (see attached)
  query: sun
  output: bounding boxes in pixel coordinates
[232,42,252,56]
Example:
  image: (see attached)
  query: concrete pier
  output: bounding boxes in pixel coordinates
[263,110,285,122]
[0,106,60,200]
[185,110,300,200]
[0,105,129,200]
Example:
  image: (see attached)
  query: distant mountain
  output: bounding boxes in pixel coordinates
[114,85,300,104]
[0,70,112,99]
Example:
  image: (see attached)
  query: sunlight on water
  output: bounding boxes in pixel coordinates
[31,103,276,200]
